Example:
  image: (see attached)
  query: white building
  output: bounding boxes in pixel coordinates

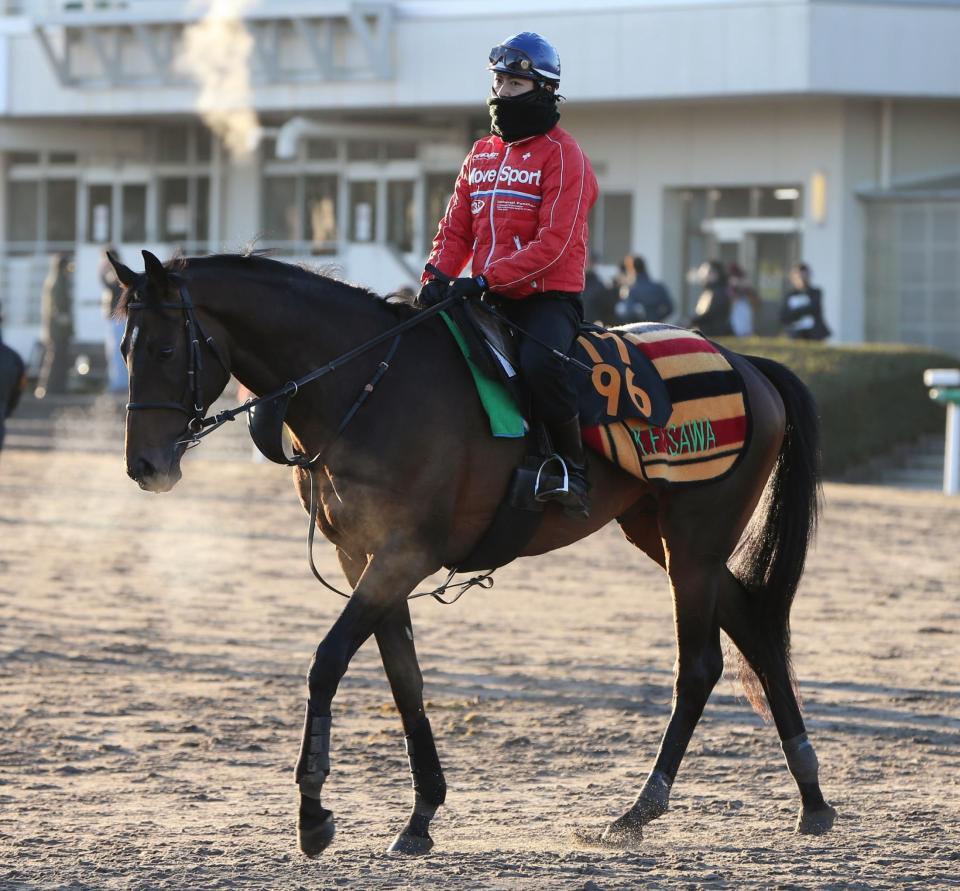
[1,0,959,357]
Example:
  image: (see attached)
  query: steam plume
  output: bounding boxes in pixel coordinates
[176,0,260,158]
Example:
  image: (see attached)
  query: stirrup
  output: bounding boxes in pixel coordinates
[534,453,569,500]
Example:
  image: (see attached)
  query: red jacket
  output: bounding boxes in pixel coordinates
[423,126,599,299]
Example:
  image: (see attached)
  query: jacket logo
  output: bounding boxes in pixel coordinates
[522,152,531,161]
[474,151,500,160]
[471,198,485,214]
[468,165,542,187]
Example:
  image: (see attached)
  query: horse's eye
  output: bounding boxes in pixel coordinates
[158,346,175,361]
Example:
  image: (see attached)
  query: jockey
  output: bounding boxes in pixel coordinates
[419,32,599,518]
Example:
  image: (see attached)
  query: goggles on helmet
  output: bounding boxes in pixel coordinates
[488,45,537,77]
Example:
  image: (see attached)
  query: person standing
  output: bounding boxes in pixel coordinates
[689,260,733,337]
[100,247,128,393]
[781,262,831,340]
[615,255,674,323]
[418,32,599,517]
[581,253,616,326]
[35,253,73,399]
[727,262,761,337]
[0,305,26,456]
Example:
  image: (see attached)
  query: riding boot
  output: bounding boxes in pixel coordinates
[543,415,591,519]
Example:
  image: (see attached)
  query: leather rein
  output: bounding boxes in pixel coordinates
[125,276,494,604]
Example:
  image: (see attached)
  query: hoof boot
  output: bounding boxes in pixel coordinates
[797,804,837,835]
[298,809,335,857]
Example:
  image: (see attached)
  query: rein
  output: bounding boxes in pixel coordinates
[126,276,494,604]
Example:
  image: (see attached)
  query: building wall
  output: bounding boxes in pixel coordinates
[564,98,851,334]
[890,101,960,184]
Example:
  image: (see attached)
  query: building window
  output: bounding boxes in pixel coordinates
[122,185,147,243]
[158,177,189,241]
[87,184,113,243]
[149,125,215,248]
[303,175,338,251]
[263,175,298,244]
[349,181,377,242]
[347,139,379,162]
[262,174,340,253]
[387,180,415,253]
[306,138,338,160]
[4,173,77,252]
[425,172,456,244]
[589,192,633,266]
[7,181,40,245]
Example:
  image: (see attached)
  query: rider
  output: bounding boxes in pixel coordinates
[418,32,599,518]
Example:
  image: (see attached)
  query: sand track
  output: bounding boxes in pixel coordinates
[1,449,958,889]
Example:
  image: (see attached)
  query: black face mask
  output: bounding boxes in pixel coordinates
[487,89,560,143]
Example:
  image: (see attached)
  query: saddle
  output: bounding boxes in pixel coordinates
[446,305,751,572]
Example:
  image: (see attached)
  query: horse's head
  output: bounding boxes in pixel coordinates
[111,250,232,493]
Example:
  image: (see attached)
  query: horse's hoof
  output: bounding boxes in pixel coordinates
[797,804,837,835]
[599,812,644,849]
[387,828,434,855]
[298,809,336,857]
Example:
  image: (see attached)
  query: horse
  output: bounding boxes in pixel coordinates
[112,249,836,857]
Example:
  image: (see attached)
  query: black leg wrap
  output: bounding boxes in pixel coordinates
[782,732,819,785]
[405,718,446,807]
[295,703,331,800]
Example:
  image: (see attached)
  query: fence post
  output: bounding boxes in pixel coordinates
[924,369,960,496]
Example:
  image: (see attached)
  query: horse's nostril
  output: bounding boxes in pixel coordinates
[130,457,156,481]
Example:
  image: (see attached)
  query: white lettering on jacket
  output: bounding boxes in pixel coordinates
[468,165,542,187]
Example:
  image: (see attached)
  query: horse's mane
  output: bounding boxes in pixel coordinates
[118,251,419,318]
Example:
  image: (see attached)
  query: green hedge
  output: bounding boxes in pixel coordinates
[718,338,960,477]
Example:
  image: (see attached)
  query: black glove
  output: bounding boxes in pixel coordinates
[417,279,447,308]
[448,275,487,301]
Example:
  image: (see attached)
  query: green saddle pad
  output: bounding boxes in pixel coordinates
[440,311,526,438]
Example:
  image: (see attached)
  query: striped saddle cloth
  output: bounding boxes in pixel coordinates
[575,323,751,486]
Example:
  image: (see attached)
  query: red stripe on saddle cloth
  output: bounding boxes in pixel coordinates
[628,335,719,361]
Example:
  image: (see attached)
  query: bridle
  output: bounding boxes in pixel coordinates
[124,273,495,604]
[125,276,230,442]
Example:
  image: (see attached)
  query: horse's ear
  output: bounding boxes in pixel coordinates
[107,252,137,288]
[142,250,167,288]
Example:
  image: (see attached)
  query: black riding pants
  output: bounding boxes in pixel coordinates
[493,292,583,426]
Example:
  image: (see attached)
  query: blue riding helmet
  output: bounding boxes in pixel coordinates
[488,32,561,87]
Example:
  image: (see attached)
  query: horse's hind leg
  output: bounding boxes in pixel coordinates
[374,599,446,855]
[603,522,724,846]
[716,567,836,834]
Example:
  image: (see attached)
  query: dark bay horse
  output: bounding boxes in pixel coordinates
[112,250,835,857]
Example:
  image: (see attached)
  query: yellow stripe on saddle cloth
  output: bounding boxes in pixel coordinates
[580,324,751,486]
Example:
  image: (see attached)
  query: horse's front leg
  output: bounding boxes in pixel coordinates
[374,599,445,855]
[295,547,435,858]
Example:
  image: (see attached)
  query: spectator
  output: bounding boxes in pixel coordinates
[613,254,637,297]
[35,254,73,399]
[581,253,617,325]
[727,262,761,337]
[781,262,831,340]
[615,255,674,323]
[0,307,26,456]
[689,260,733,337]
[100,247,128,394]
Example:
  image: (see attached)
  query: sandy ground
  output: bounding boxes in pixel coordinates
[1,430,959,889]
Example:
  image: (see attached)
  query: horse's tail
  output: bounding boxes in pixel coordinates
[732,354,822,717]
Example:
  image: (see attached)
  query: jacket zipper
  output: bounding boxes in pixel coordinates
[513,235,522,251]
[484,144,512,268]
